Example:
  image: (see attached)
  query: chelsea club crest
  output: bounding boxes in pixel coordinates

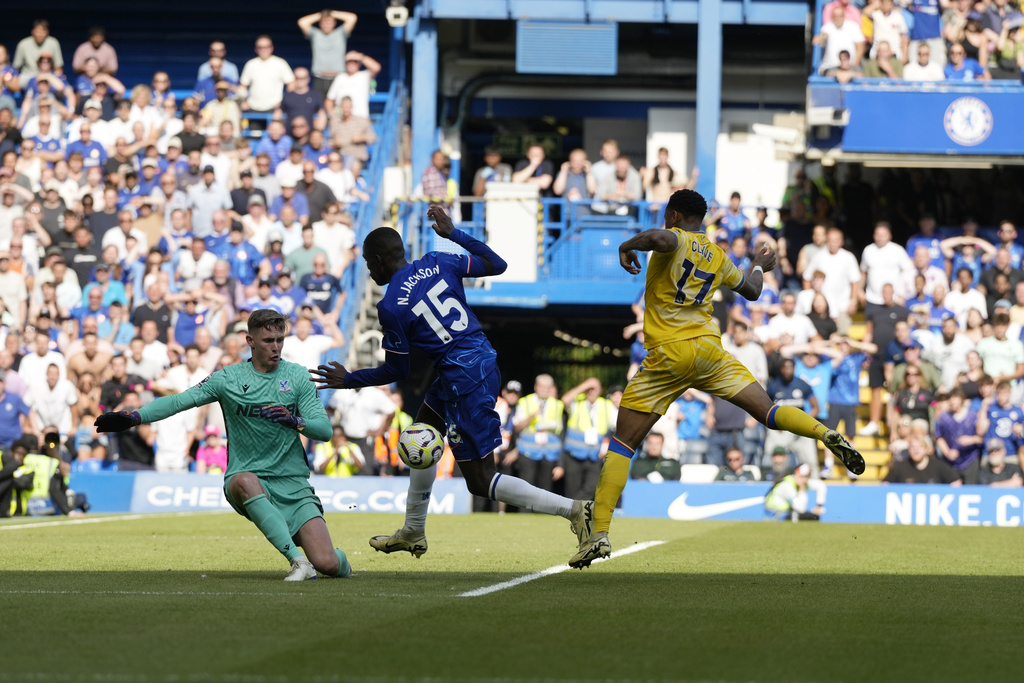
[944,96,993,147]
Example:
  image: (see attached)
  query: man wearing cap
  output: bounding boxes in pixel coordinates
[269,179,310,227]
[230,169,266,217]
[187,165,232,239]
[81,260,127,308]
[764,446,794,482]
[198,80,241,138]
[116,168,143,211]
[978,439,1024,487]
[889,338,940,392]
[136,158,160,197]
[764,463,827,520]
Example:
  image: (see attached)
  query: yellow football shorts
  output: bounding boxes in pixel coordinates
[621,335,756,415]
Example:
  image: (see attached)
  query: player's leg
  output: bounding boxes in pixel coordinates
[226,472,303,563]
[369,397,443,557]
[295,516,351,577]
[727,381,864,475]
[453,372,588,536]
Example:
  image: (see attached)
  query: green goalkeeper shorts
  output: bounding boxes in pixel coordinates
[224,474,324,542]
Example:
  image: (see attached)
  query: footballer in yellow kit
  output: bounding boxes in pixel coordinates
[622,225,755,415]
[569,189,866,569]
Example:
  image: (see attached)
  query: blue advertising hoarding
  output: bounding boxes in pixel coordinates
[70,472,473,515]
[619,482,1024,527]
[840,85,1024,155]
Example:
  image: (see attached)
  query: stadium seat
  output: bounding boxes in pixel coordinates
[742,464,762,481]
[680,464,721,483]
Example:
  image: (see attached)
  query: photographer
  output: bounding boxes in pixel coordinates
[7,432,88,517]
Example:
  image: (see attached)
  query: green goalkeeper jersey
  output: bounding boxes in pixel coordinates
[138,360,332,479]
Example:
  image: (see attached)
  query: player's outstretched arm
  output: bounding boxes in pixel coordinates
[426,204,507,277]
[618,229,679,274]
[95,410,141,433]
[310,352,411,391]
[734,245,777,302]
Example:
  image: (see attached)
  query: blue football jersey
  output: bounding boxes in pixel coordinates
[378,251,495,397]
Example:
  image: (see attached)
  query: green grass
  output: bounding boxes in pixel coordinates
[2,512,1023,683]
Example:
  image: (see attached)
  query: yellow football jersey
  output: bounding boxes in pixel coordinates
[643,227,745,348]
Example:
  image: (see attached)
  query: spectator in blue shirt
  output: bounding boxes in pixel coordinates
[65,120,107,168]
[221,223,265,286]
[269,179,310,226]
[298,255,344,321]
[977,380,1024,455]
[81,263,128,308]
[254,120,292,172]
[0,374,31,449]
[197,42,240,84]
[674,389,712,465]
[995,220,1024,270]
[819,337,877,440]
[69,287,110,338]
[944,43,991,79]
[905,215,945,270]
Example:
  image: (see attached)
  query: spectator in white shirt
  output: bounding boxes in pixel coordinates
[946,267,989,326]
[724,322,768,386]
[813,6,866,73]
[238,36,295,113]
[281,315,344,370]
[803,227,862,334]
[861,222,913,306]
[903,42,946,80]
[905,244,949,299]
[27,363,78,438]
[311,202,356,277]
[325,51,381,119]
[761,291,821,352]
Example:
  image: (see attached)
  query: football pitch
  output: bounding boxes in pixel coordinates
[2,512,1022,683]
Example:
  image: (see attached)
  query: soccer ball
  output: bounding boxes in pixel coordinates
[397,423,445,469]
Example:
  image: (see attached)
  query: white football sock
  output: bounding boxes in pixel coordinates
[404,465,436,532]
[490,473,573,518]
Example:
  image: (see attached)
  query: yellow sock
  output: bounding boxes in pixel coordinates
[593,451,632,533]
[768,405,829,442]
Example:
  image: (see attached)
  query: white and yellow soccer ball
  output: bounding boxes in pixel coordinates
[397,423,445,469]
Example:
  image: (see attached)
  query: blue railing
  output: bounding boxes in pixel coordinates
[325,80,405,380]
[390,197,663,292]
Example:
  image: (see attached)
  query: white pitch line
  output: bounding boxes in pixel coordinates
[0,511,226,531]
[0,515,147,530]
[457,540,666,598]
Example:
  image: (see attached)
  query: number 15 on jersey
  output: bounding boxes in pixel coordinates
[412,279,468,344]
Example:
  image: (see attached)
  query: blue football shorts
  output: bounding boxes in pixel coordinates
[423,366,503,462]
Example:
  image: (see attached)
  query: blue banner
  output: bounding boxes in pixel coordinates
[620,482,1024,527]
[841,85,1024,155]
[69,472,473,515]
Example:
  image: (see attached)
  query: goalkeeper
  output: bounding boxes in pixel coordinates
[97,309,350,582]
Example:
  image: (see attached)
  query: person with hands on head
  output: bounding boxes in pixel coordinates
[310,205,595,558]
[96,308,349,582]
[572,189,865,569]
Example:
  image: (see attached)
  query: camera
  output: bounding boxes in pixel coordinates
[386,3,409,27]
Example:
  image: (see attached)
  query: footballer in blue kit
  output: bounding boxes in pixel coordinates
[311,205,593,557]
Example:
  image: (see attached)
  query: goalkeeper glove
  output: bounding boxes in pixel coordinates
[259,404,306,432]
[96,410,142,433]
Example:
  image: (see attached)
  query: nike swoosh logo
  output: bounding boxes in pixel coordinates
[667,492,766,521]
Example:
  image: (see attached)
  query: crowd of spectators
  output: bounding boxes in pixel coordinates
[0,14,391,493]
[814,0,1024,81]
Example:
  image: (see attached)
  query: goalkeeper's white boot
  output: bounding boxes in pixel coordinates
[569,500,595,545]
[568,531,611,569]
[369,528,428,558]
[283,556,317,582]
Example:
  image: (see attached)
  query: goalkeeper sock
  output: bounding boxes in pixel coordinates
[593,436,635,534]
[243,494,302,562]
[404,465,436,533]
[490,473,573,517]
[767,405,829,442]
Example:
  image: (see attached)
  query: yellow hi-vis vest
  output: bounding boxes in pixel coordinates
[10,453,59,516]
[564,396,614,461]
[318,442,362,478]
[765,474,797,513]
[516,394,564,462]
